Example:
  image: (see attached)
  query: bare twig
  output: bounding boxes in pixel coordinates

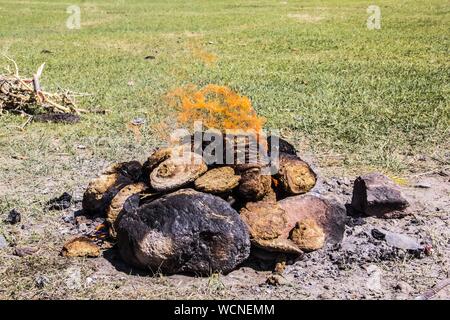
[20,114,33,130]
[2,54,19,77]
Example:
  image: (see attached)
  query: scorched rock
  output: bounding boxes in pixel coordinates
[116,189,250,274]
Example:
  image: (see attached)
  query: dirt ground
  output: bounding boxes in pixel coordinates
[0,149,448,300]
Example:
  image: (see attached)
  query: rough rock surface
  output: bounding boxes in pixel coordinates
[117,189,250,274]
[279,194,346,244]
[61,237,100,258]
[290,218,325,251]
[82,161,142,216]
[276,153,316,195]
[150,152,207,192]
[253,237,302,255]
[142,147,173,179]
[238,167,273,201]
[351,173,409,218]
[106,182,149,238]
[194,167,241,194]
[240,201,287,240]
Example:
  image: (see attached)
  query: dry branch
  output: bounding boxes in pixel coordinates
[0,55,87,115]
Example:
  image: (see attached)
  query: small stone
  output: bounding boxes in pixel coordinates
[366,264,382,293]
[61,236,100,258]
[424,244,433,256]
[351,173,409,218]
[274,258,286,274]
[0,234,8,249]
[62,215,74,224]
[78,223,88,233]
[371,228,422,251]
[266,274,288,286]
[4,209,21,225]
[131,117,145,126]
[35,276,48,289]
[86,277,94,286]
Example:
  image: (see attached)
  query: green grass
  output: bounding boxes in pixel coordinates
[0,0,448,174]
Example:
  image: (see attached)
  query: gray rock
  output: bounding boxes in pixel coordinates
[35,276,48,289]
[62,214,74,223]
[117,189,251,275]
[371,228,422,251]
[78,223,88,233]
[0,234,8,249]
[351,173,409,218]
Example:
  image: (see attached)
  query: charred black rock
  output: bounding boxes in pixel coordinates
[4,209,21,224]
[267,135,297,156]
[117,189,251,275]
[46,192,72,210]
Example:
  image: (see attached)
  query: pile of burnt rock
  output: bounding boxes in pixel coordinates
[80,134,409,275]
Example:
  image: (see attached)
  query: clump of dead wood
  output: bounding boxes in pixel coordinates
[0,55,87,118]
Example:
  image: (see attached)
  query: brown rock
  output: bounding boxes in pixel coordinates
[150,152,207,192]
[82,161,142,216]
[351,173,409,218]
[274,255,287,274]
[238,167,273,201]
[106,182,149,238]
[279,194,346,244]
[253,238,302,255]
[240,201,287,240]
[61,237,100,258]
[142,147,173,179]
[266,274,288,286]
[194,167,240,194]
[276,153,316,195]
[290,218,325,251]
